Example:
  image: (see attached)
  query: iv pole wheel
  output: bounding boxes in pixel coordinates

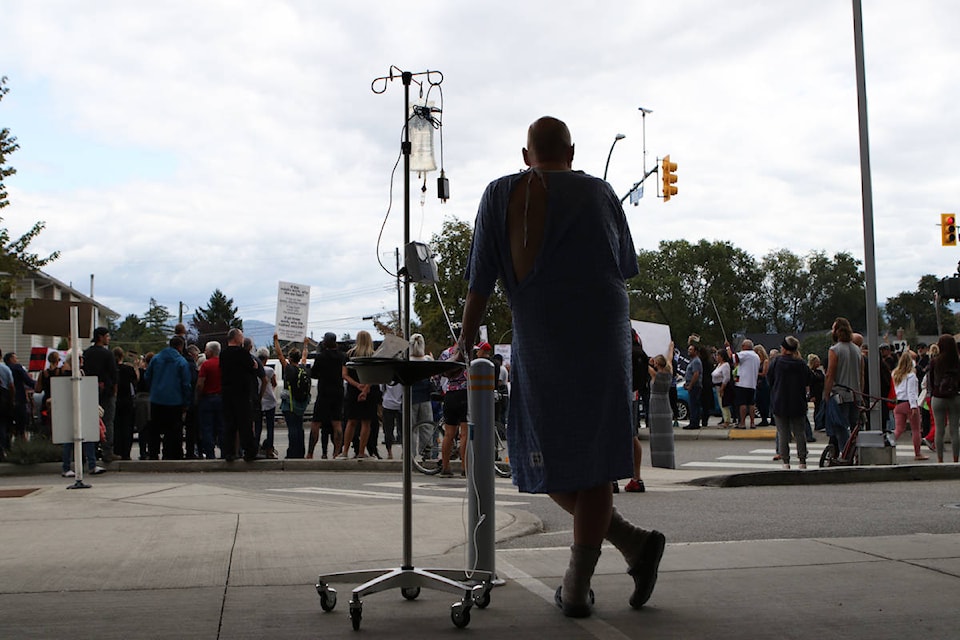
[401,586,421,600]
[316,583,337,611]
[349,600,362,630]
[451,601,471,628]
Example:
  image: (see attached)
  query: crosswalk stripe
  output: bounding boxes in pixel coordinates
[269,486,531,506]
[681,461,788,470]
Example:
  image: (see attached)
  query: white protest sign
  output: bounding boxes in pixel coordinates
[276,281,311,342]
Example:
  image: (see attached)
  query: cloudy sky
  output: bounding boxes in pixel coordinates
[2,0,958,344]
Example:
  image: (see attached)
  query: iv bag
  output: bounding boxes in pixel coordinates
[409,101,437,173]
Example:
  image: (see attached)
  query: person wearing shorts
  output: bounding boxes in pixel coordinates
[439,345,468,477]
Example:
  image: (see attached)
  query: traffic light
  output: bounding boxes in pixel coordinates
[661,155,678,202]
[942,213,957,246]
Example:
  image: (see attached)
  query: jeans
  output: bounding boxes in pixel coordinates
[831,401,858,453]
[257,407,276,450]
[284,410,305,458]
[198,394,223,459]
[62,441,98,472]
[687,385,702,427]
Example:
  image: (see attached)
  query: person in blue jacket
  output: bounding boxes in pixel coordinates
[144,336,192,460]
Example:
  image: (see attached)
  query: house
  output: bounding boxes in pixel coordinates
[0,270,117,355]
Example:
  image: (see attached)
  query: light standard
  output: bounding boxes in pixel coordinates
[603,133,626,181]
[638,106,653,180]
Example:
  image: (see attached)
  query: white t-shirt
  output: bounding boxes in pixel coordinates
[711,361,731,386]
[260,366,277,410]
[734,349,761,389]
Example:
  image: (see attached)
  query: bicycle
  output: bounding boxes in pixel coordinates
[818,383,885,467]
[412,416,511,479]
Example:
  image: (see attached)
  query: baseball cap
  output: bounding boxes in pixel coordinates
[474,341,492,351]
[322,332,337,346]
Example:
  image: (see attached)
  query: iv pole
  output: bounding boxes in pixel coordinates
[314,67,489,632]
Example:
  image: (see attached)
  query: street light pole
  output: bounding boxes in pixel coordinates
[638,107,653,182]
[603,133,626,181]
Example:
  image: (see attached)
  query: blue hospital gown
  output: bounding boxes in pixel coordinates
[466,170,639,493]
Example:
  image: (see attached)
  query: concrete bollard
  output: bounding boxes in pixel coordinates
[467,358,497,581]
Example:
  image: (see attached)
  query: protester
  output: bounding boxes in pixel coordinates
[926,334,960,463]
[766,336,811,469]
[144,336,192,460]
[220,328,259,462]
[274,334,309,459]
[891,350,928,461]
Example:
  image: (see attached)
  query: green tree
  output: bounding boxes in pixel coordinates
[191,288,243,346]
[800,251,866,331]
[136,298,174,352]
[110,313,150,355]
[630,239,763,345]
[757,249,808,333]
[412,217,511,356]
[885,274,958,337]
[0,76,59,318]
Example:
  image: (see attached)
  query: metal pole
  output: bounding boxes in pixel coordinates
[603,134,625,181]
[467,358,496,580]
[852,0,881,430]
[401,71,414,569]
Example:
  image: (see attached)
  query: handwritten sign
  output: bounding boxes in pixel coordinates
[276,281,311,342]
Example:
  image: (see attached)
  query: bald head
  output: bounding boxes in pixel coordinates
[524,116,574,168]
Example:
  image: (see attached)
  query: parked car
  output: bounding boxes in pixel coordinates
[676,384,722,422]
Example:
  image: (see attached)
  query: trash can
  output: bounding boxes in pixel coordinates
[857,430,896,466]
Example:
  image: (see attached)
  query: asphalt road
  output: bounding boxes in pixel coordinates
[13,439,957,548]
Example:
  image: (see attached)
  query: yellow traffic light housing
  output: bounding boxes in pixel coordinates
[942,213,957,246]
[661,155,678,202]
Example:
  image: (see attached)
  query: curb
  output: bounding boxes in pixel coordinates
[690,463,960,487]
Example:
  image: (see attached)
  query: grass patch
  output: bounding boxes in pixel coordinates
[5,436,62,464]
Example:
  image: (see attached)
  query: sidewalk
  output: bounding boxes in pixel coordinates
[1,471,958,639]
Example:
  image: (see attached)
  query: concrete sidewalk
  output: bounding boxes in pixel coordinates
[2,471,959,638]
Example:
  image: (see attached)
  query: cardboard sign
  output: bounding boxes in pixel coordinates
[275,281,311,342]
[21,300,94,338]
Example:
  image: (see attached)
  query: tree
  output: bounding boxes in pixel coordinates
[412,217,511,356]
[191,288,243,346]
[0,76,59,318]
[757,249,808,333]
[885,274,958,337]
[800,251,866,331]
[110,313,150,355]
[630,239,763,345]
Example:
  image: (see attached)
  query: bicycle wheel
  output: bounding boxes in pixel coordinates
[819,443,837,468]
[493,422,511,478]
[412,421,442,475]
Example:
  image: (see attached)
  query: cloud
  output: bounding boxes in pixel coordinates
[3,0,960,338]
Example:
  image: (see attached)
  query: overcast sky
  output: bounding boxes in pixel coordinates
[2,0,958,345]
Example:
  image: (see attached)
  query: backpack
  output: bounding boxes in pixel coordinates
[289,365,312,403]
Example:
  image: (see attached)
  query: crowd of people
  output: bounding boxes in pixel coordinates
[0,322,513,475]
[669,320,960,467]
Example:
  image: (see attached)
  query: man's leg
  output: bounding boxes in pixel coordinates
[549,484,612,616]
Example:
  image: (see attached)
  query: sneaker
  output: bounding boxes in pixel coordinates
[624,479,645,493]
[438,469,455,478]
[923,438,935,451]
[612,481,620,493]
[91,466,106,475]
[61,470,76,478]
